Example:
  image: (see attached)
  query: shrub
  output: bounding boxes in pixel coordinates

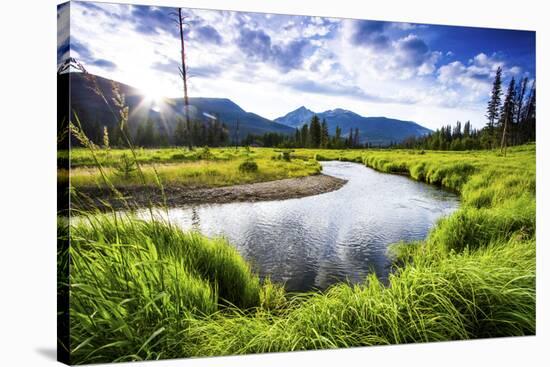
[313,153,328,161]
[170,153,187,160]
[198,146,213,160]
[260,278,286,311]
[239,159,258,173]
[280,151,291,161]
[114,153,137,179]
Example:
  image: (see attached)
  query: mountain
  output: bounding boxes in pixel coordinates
[170,97,293,136]
[274,106,315,128]
[61,72,294,140]
[59,71,431,146]
[274,106,432,145]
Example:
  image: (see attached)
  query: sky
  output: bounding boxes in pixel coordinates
[57,1,536,130]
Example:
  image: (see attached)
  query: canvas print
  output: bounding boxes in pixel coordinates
[57,1,536,364]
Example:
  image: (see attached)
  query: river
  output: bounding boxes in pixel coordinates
[140,161,459,292]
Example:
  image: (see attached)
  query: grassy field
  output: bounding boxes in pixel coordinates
[60,147,321,189]
[63,144,536,364]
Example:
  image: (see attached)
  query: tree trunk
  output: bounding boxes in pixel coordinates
[500,114,508,157]
[178,8,192,150]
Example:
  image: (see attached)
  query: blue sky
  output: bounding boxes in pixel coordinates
[58,1,535,130]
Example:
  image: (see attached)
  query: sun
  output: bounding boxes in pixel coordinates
[141,83,165,112]
[147,95,163,112]
[144,87,164,103]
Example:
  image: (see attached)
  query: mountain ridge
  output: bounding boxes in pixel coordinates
[274,106,432,145]
[63,72,295,140]
[61,71,432,146]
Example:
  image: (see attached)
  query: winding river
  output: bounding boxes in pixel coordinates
[142,161,459,292]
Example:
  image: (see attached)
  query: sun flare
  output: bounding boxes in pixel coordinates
[141,81,166,112]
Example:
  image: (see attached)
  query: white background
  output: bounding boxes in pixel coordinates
[0,0,547,365]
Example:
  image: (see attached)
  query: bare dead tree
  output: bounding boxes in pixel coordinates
[170,9,192,149]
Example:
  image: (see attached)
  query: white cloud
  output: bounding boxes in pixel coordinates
[437,52,523,109]
[509,66,522,75]
[65,4,530,131]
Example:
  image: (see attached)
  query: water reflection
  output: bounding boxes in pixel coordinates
[190,207,200,230]
[141,161,459,292]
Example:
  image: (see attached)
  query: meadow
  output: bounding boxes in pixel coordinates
[62,144,536,364]
[60,147,320,190]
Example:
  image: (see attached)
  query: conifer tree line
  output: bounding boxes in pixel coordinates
[75,67,534,151]
[131,117,229,148]
[170,117,229,148]
[75,116,230,148]
[243,115,364,149]
[399,67,536,150]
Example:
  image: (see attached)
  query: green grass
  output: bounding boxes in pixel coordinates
[61,147,321,190]
[65,144,536,364]
[65,214,265,363]
[183,238,534,355]
[302,145,536,254]
[62,146,262,167]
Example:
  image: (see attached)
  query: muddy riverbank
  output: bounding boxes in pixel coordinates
[75,174,347,210]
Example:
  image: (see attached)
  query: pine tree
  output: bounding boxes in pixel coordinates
[234,119,240,149]
[300,123,309,148]
[174,119,187,146]
[523,80,536,142]
[511,77,528,145]
[294,128,301,147]
[353,128,360,147]
[135,124,145,146]
[220,122,229,146]
[499,77,516,155]
[320,119,329,148]
[143,119,157,147]
[463,121,471,138]
[486,66,503,146]
[309,115,321,148]
[334,125,342,148]
[452,121,462,140]
[515,77,528,124]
